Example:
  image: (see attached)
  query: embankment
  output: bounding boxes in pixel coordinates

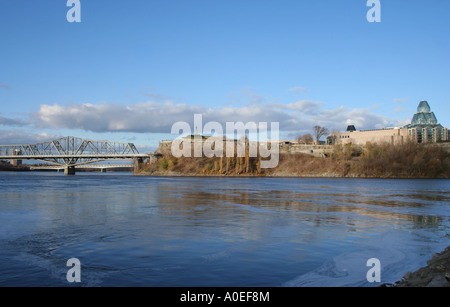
[0,161,30,172]
[136,141,450,179]
[390,246,450,287]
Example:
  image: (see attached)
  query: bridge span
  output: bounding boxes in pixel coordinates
[0,136,157,175]
[30,164,134,172]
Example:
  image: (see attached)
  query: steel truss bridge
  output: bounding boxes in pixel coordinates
[0,136,153,175]
[29,164,134,172]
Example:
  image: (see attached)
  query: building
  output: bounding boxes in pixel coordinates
[10,149,22,167]
[406,101,448,143]
[327,101,448,145]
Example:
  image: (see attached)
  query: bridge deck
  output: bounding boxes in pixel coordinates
[30,164,134,170]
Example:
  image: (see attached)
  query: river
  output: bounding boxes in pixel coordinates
[0,172,449,287]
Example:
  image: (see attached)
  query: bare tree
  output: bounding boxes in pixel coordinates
[313,125,329,143]
[296,134,314,144]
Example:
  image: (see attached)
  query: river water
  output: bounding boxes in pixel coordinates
[0,172,448,287]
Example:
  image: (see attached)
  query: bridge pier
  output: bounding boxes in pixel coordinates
[64,166,76,175]
[134,157,144,173]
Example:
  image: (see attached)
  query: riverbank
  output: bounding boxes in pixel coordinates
[0,161,30,172]
[387,246,450,287]
[136,144,450,179]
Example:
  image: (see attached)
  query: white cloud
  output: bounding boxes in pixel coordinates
[271,100,323,115]
[225,86,268,107]
[289,86,308,95]
[0,115,26,126]
[32,101,202,133]
[31,101,297,133]
[27,100,402,138]
[314,106,394,131]
[0,93,409,145]
[0,130,62,145]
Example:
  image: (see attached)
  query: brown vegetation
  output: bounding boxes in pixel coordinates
[139,153,264,176]
[296,133,314,145]
[348,141,450,178]
[136,141,450,178]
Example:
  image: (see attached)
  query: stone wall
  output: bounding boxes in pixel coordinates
[156,140,334,158]
[279,143,334,157]
[329,128,409,146]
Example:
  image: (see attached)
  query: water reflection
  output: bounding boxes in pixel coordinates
[0,173,448,287]
[154,179,445,232]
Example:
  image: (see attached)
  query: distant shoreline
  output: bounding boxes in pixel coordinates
[135,170,450,179]
[136,141,450,179]
[0,162,30,172]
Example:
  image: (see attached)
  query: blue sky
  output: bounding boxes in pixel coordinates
[0,0,449,151]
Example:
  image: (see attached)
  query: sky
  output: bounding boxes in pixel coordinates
[0,0,449,152]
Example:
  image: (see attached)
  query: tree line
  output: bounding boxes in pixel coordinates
[296,125,329,144]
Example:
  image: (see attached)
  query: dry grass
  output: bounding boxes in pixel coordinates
[138,141,450,178]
